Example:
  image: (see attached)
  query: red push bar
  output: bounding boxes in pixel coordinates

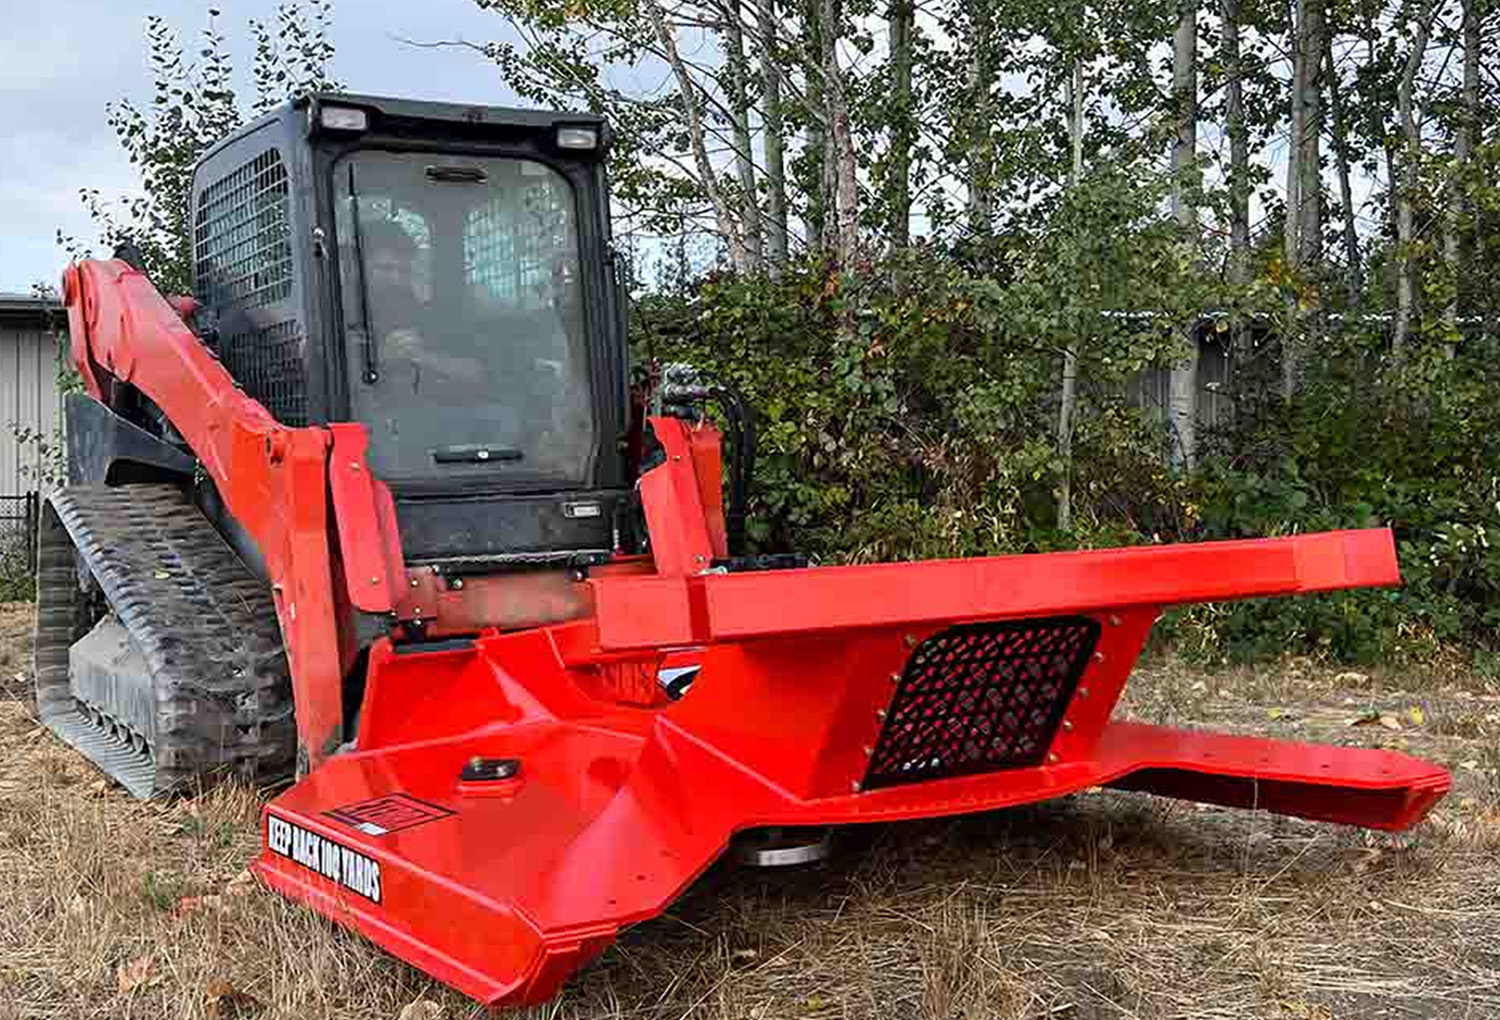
[589,528,1400,650]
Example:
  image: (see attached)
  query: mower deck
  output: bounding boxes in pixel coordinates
[256,531,1451,1006]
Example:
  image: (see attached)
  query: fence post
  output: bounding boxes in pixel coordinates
[25,491,38,577]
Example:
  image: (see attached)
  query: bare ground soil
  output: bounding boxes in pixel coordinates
[2,600,1498,1020]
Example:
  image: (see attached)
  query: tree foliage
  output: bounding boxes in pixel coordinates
[63,3,339,293]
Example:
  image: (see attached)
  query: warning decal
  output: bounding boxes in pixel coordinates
[325,793,455,836]
[266,814,382,903]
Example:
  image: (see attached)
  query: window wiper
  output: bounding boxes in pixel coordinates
[346,165,379,384]
[432,444,525,465]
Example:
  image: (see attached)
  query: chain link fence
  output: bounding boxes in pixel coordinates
[0,493,38,600]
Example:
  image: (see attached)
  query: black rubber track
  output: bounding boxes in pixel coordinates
[33,484,295,797]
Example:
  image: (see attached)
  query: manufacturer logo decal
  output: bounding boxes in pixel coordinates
[267,814,382,903]
[325,793,455,836]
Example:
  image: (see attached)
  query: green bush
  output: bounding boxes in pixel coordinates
[636,252,1499,667]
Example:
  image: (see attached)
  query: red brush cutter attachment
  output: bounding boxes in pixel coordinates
[257,502,1449,1006]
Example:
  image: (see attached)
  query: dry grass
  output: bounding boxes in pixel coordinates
[2,600,1499,1019]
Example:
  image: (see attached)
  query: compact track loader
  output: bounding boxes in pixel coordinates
[36,93,1450,1006]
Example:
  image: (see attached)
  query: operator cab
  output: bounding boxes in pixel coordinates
[190,94,631,567]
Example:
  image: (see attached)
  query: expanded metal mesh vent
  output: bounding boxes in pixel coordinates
[863,616,1100,790]
[220,320,308,426]
[194,148,292,312]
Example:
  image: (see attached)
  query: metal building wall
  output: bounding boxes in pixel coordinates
[0,320,65,496]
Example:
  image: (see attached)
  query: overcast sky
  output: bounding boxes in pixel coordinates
[0,0,529,293]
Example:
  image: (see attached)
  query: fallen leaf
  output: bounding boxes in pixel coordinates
[1408,706,1427,726]
[116,955,154,993]
[1334,671,1369,685]
[1378,713,1402,731]
[87,779,109,796]
[731,948,758,964]
[154,570,171,580]
[1348,711,1382,727]
[205,978,261,1019]
[397,1001,444,1020]
[67,894,88,917]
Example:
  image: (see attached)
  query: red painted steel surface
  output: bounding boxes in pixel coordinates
[58,264,1449,1007]
[65,258,351,764]
[257,615,1449,1006]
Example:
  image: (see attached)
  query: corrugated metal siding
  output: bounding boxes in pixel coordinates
[1126,336,1234,433]
[0,323,65,496]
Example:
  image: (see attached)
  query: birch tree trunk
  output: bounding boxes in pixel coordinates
[1224,0,1251,368]
[887,0,914,249]
[647,0,749,271]
[1394,1,1439,363]
[1324,35,1360,304]
[1284,0,1304,274]
[725,15,763,271]
[966,43,992,229]
[1444,0,1479,344]
[1297,0,1324,274]
[758,0,789,270]
[1168,0,1199,469]
[821,0,859,268]
[1057,58,1084,532]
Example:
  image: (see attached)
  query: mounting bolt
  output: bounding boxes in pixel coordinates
[850,781,861,793]
[1048,752,1059,764]
[413,607,422,617]
[350,462,362,472]
[671,454,682,462]
[1063,720,1074,732]
[451,577,464,591]
[862,745,873,756]
[695,554,706,563]
[904,633,917,648]
[409,577,420,588]
[368,576,379,586]
[1092,651,1105,663]
[1078,687,1090,699]
[890,672,901,684]
[876,708,887,720]
[1108,614,1121,627]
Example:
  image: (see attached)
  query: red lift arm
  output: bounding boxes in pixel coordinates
[63,258,1450,1008]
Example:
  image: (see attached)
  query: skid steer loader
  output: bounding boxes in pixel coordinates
[37,93,1450,1006]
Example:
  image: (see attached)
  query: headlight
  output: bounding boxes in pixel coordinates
[319,105,369,132]
[555,125,599,150]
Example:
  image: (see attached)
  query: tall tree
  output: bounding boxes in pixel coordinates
[821,0,860,267]
[1444,0,1481,338]
[725,13,764,270]
[1324,35,1361,303]
[1057,55,1085,532]
[1393,0,1441,361]
[1168,0,1200,467]
[886,0,916,248]
[70,3,339,292]
[758,0,790,269]
[1223,0,1251,350]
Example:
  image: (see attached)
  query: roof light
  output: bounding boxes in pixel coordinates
[319,105,369,132]
[555,125,599,150]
